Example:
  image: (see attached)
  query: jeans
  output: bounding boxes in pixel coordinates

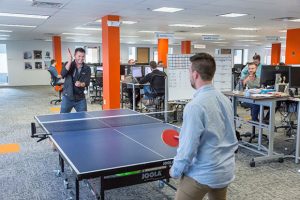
[60,96,87,113]
[143,85,153,100]
[244,103,260,121]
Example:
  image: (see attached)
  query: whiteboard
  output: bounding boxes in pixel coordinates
[167,54,195,101]
[167,54,233,101]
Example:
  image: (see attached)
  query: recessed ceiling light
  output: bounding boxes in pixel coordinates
[122,21,137,25]
[152,7,184,13]
[289,18,300,22]
[95,19,102,23]
[0,12,49,19]
[0,34,10,37]
[0,38,8,40]
[238,39,257,42]
[193,33,216,35]
[0,24,36,28]
[121,35,139,38]
[231,27,260,31]
[194,44,206,49]
[169,24,204,28]
[212,41,228,44]
[218,13,248,17]
[141,39,156,42]
[62,33,90,36]
[0,29,12,32]
[75,27,101,31]
[278,30,287,33]
[235,35,258,38]
[139,30,163,33]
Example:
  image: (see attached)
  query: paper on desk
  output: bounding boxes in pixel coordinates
[251,94,273,97]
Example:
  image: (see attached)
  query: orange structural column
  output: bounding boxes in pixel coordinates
[271,43,281,65]
[52,36,62,73]
[285,28,300,64]
[158,39,168,67]
[102,15,120,110]
[181,41,191,54]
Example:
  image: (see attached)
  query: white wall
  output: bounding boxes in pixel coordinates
[2,39,264,86]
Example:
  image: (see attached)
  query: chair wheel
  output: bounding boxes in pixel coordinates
[278,158,284,163]
[250,161,255,167]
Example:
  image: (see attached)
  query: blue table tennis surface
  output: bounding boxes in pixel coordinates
[36,109,178,175]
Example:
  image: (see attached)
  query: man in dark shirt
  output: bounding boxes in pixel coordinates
[139,61,167,100]
[60,48,91,113]
[48,59,64,85]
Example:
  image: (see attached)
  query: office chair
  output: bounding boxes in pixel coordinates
[142,75,166,112]
[48,70,63,105]
[90,68,103,104]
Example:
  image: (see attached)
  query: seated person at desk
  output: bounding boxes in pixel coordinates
[241,54,262,79]
[139,61,167,102]
[242,62,260,121]
[48,59,64,84]
[123,75,141,109]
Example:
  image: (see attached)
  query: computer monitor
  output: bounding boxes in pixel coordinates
[289,67,300,88]
[260,65,290,87]
[132,66,142,78]
[144,66,152,76]
[96,66,103,71]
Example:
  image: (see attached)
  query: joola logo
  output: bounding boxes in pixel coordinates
[163,161,173,166]
[142,171,162,180]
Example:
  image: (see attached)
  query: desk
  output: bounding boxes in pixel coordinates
[33,109,178,200]
[224,91,289,166]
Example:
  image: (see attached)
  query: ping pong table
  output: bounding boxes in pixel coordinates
[31,109,179,200]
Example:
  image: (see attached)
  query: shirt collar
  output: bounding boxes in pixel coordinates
[194,84,214,97]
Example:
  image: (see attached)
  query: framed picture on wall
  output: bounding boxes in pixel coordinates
[33,50,42,59]
[44,61,51,69]
[45,51,51,59]
[35,62,43,69]
[25,62,33,70]
[24,51,32,59]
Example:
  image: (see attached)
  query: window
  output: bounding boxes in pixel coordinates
[234,49,243,64]
[243,49,249,65]
[0,44,8,84]
[85,46,100,64]
[128,47,136,61]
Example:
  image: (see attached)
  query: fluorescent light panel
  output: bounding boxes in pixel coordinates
[75,27,101,31]
[122,21,137,24]
[152,7,184,13]
[212,41,228,44]
[139,30,163,33]
[0,34,10,37]
[169,24,204,28]
[0,24,36,28]
[289,19,300,22]
[62,33,90,36]
[236,35,258,38]
[278,30,287,33]
[238,39,257,42]
[231,27,260,31]
[0,12,49,19]
[0,30,12,32]
[218,13,248,17]
[121,35,139,38]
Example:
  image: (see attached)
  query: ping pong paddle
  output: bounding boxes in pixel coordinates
[162,129,179,147]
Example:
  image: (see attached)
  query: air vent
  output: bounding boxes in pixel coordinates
[32,0,63,8]
[271,17,297,21]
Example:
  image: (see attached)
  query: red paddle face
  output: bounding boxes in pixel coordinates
[162,129,179,147]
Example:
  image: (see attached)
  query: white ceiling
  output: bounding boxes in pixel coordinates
[1,0,300,47]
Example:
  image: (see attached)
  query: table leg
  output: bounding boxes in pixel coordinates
[296,101,300,163]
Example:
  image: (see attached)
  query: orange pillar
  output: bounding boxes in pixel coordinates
[52,36,62,74]
[102,15,120,110]
[285,28,300,64]
[158,39,168,67]
[271,43,281,65]
[181,41,191,54]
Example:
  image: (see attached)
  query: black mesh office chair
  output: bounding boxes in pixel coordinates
[143,74,166,111]
[90,68,103,104]
[48,70,63,105]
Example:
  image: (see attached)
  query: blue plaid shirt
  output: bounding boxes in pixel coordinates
[170,84,238,188]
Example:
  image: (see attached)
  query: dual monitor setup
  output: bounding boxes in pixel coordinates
[260,65,300,88]
[120,65,164,78]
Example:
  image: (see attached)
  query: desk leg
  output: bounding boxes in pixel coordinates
[296,102,300,163]
[100,176,105,200]
[258,105,264,150]
[133,85,136,111]
[75,178,79,200]
[268,101,275,156]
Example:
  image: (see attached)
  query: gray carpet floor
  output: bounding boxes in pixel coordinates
[1,86,300,200]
